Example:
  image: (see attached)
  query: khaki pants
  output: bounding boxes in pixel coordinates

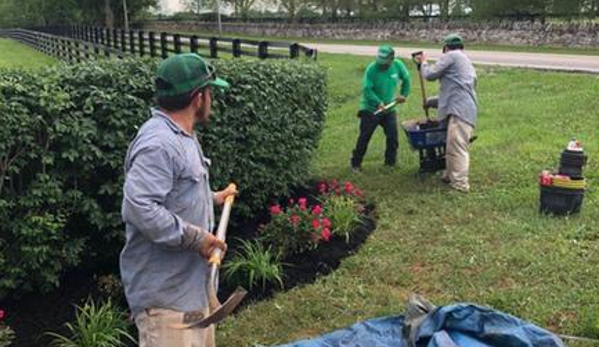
[445,116,474,192]
[135,308,215,347]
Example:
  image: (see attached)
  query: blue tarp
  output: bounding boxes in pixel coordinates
[274,304,565,347]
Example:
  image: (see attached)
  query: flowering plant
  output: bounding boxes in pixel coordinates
[318,179,365,201]
[0,310,15,347]
[261,198,332,257]
[317,180,367,242]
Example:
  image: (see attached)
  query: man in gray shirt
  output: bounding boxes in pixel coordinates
[120,53,236,347]
[416,34,478,193]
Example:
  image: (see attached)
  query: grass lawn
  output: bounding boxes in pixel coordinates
[217,54,599,346]
[0,39,57,68]
[168,29,599,56]
[2,35,598,345]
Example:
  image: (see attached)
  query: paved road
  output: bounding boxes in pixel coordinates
[306,43,599,74]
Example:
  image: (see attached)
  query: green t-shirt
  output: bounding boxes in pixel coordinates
[359,59,411,113]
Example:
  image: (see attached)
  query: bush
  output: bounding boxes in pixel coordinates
[0,58,326,298]
[322,195,362,242]
[318,180,367,242]
[46,299,135,347]
[223,239,284,291]
[260,198,332,257]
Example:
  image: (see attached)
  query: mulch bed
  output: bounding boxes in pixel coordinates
[1,186,376,347]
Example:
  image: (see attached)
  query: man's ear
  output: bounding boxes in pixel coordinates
[192,90,204,108]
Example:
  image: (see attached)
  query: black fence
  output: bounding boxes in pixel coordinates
[44,26,317,60]
[0,26,317,63]
[0,29,126,63]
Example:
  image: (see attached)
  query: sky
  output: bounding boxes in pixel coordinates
[157,0,273,15]
[158,0,184,15]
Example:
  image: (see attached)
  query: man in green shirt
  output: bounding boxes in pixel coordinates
[351,45,411,172]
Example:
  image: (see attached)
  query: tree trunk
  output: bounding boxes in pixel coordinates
[105,0,114,28]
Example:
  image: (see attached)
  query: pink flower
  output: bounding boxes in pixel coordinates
[312,218,321,230]
[289,198,295,205]
[322,217,331,229]
[331,179,339,189]
[321,228,332,242]
[353,189,364,197]
[344,181,354,194]
[311,205,323,215]
[318,182,328,194]
[0,310,5,320]
[335,188,341,196]
[289,214,300,225]
[298,197,307,210]
[270,204,282,215]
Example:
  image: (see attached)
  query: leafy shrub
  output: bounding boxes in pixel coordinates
[322,195,362,242]
[223,239,284,291]
[46,299,135,347]
[0,58,326,298]
[0,309,15,347]
[260,198,332,257]
[318,180,366,242]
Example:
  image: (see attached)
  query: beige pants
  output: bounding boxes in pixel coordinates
[135,308,215,347]
[445,116,474,191]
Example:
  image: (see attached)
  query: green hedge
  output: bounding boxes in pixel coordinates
[0,58,327,298]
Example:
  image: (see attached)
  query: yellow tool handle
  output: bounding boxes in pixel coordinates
[224,183,236,205]
[208,183,237,268]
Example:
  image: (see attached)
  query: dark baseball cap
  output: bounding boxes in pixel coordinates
[155,53,229,98]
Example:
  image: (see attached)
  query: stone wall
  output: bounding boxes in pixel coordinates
[143,20,599,48]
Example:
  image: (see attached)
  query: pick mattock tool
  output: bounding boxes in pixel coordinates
[171,183,247,330]
[411,51,430,121]
[374,100,399,116]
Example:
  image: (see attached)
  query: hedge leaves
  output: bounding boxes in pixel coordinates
[0,58,326,297]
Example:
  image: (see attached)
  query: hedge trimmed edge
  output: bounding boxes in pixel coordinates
[0,58,327,298]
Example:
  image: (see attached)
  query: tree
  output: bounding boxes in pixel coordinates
[224,0,259,18]
[0,0,157,28]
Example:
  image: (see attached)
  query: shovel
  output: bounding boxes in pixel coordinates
[411,51,431,121]
[171,183,247,329]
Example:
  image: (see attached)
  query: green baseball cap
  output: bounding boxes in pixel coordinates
[155,53,229,98]
[376,45,395,65]
[443,33,464,46]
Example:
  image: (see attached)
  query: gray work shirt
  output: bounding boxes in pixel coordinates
[421,50,478,127]
[120,108,214,317]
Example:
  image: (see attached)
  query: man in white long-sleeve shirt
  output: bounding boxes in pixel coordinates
[415,34,478,193]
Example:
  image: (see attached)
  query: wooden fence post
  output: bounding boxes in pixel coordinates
[160,32,168,59]
[258,41,268,59]
[149,31,156,57]
[290,43,299,59]
[173,33,181,54]
[209,37,218,58]
[232,39,241,58]
[120,29,126,53]
[190,35,199,54]
[129,30,135,55]
[113,28,118,50]
[138,31,145,57]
